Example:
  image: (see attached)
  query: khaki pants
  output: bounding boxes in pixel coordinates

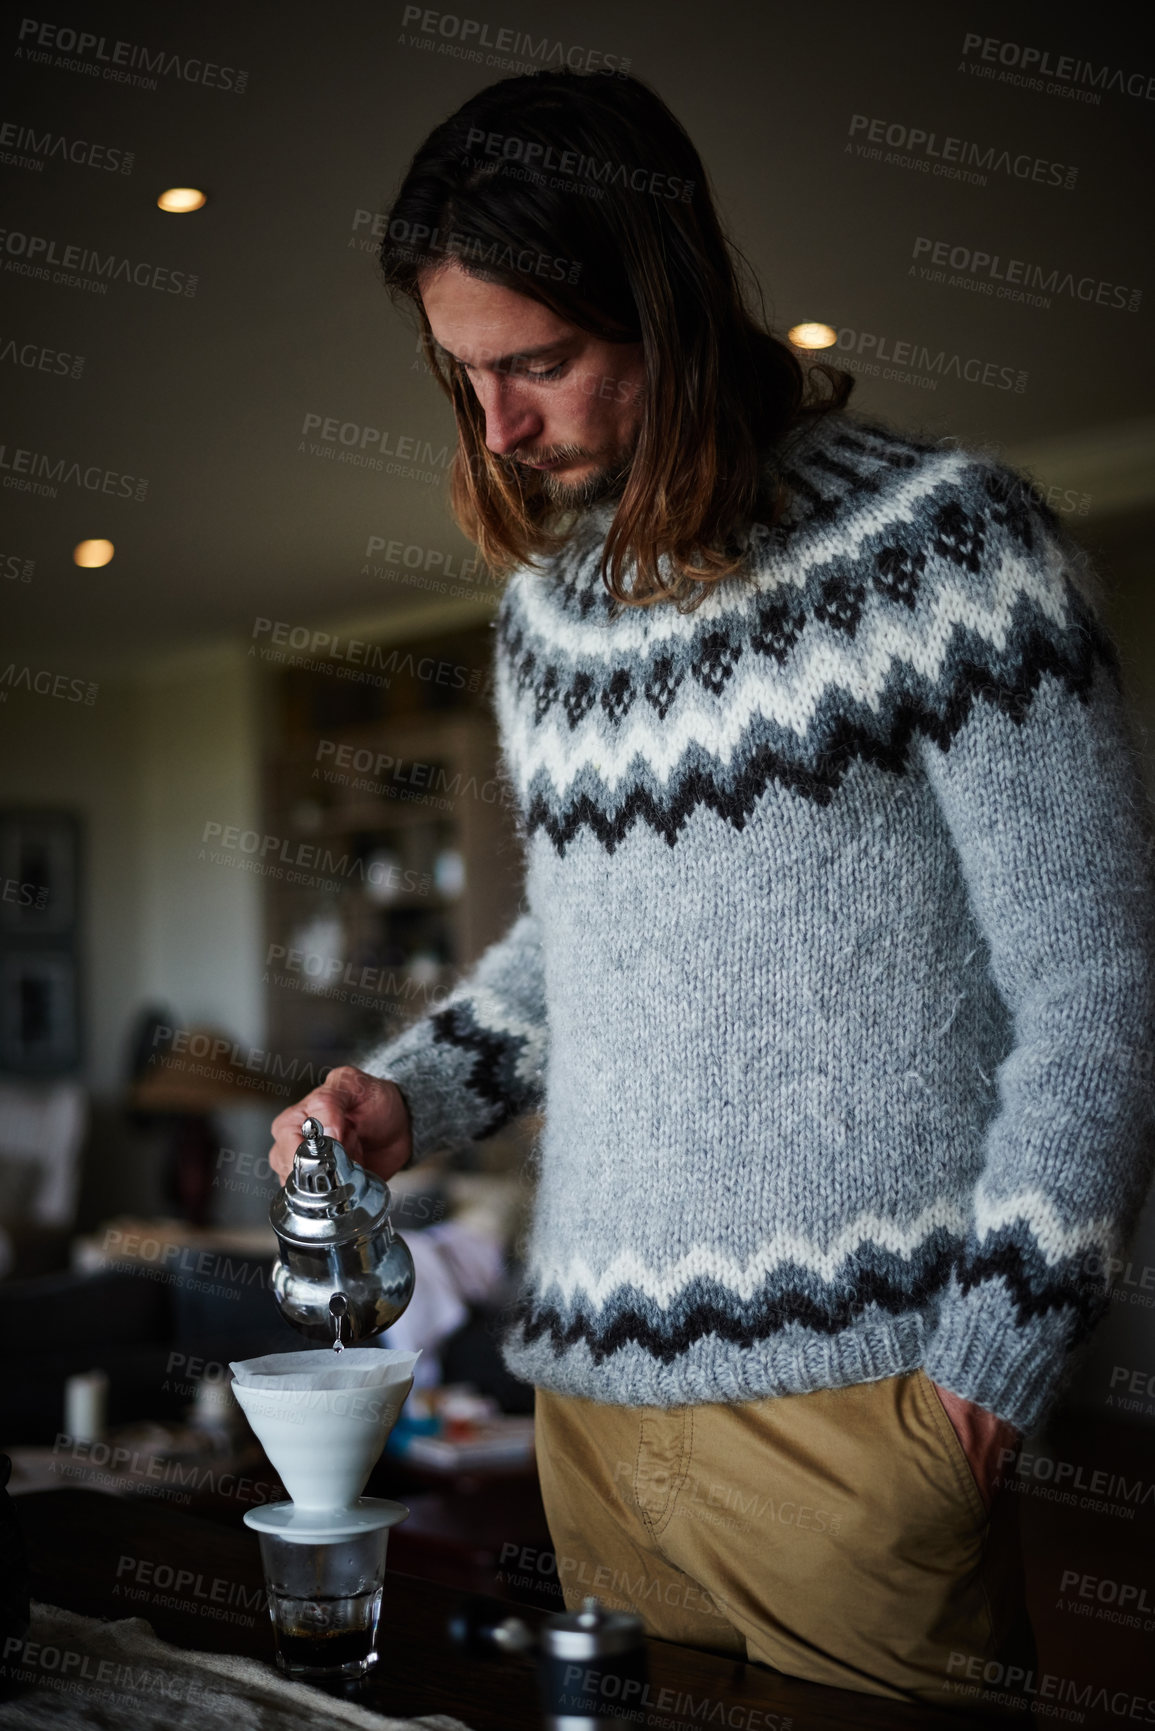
[534,1370,1036,1716]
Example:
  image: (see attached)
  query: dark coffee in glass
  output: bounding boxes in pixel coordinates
[258,1532,387,1679]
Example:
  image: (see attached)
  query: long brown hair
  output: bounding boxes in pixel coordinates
[378,69,853,611]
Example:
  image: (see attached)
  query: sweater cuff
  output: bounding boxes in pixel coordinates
[922,1273,1085,1433]
[358,1042,473,1168]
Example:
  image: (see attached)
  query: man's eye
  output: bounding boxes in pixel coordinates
[457,359,564,379]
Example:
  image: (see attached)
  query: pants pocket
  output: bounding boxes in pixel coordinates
[914,1370,989,1533]
[633,1409,690,1539]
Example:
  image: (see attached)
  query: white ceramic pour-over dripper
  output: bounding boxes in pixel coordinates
[230,1348,421,1515]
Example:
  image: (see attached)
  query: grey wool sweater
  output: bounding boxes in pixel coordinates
[360,408,1155,1433]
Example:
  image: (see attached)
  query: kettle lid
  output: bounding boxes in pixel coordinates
[269,1116,390,1246]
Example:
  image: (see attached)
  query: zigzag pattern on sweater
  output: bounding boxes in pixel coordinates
[507,1218,1107,1369]
[494,417,1120,854]
[427,993,543,1134]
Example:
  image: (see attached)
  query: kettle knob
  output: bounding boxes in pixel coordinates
[286,1117,356,1203]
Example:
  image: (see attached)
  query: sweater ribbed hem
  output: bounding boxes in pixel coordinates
[499,1309,930,1408]
[923,1283,1081,1433]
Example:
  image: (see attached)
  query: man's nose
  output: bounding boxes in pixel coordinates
[476,378,542,456]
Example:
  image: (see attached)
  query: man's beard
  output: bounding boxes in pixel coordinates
[506,438,635,509]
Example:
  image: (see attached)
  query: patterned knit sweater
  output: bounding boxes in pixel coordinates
[361,408,1155,1433]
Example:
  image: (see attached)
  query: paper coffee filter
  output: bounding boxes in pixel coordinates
[230,1347,421,1393]
[229,1348,423,1513]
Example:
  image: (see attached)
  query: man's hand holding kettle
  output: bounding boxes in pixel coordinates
[268,1064,413,1186]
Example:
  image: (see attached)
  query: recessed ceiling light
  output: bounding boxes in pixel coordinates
[157,188,206,213]
[788,322,838,350]
[74,539,114,567]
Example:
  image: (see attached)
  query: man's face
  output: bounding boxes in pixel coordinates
[419,259,645,508]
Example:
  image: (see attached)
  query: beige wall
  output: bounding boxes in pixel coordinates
[4,679,144,1098]
[135,643,265,1055]
[3,644,264,1101]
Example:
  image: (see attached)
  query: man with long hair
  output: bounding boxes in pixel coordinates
[269,70,1155,1713]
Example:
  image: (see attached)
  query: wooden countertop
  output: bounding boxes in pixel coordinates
[10,1489,999,1730]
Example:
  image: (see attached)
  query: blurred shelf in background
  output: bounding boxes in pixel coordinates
[258,621,524,1086]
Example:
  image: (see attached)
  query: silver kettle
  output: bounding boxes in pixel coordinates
[269,1116,416,1346]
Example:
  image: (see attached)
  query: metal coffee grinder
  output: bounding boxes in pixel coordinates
[269,1117,416,1346]
[449,1593,649,1729]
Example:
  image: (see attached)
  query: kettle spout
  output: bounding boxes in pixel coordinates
[329,1291,349,1352]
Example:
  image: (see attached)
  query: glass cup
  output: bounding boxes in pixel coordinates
[256,1525,389,1678]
